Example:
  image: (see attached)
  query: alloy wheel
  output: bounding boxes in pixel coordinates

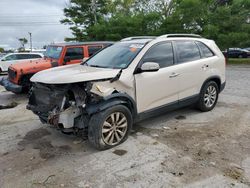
[204,85,217,108]
[102,112,128,146]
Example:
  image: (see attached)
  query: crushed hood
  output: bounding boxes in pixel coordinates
[30,64,120,84]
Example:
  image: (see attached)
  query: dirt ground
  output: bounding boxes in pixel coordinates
[0,65,250,188]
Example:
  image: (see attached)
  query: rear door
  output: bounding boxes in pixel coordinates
[135,42,179,113]
[64,47,84,65]
[173,40,214,100]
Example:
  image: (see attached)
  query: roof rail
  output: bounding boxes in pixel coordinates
[121,36,156,41]
[158,34,202,39]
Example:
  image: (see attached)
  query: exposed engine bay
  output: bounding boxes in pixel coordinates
[27,81,114,134]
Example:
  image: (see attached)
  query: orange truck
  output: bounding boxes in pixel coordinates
[0,42,113,93]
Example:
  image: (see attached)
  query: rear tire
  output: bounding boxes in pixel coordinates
[88,105,132,150]
[197,81,219,112]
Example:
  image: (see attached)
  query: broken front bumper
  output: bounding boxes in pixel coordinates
[0,77,23,93]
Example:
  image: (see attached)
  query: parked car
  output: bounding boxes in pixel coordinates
[243,47,250,51]
[0,53,7,58]
[0,42,113,93]
[223,48,250,58]
[27,34,226,150]
[0,52,43,73]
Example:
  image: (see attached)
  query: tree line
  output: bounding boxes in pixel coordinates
[61,0,250,50]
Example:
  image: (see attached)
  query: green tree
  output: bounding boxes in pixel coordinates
[18,38,28,49]
[62,0,250,49]
[87,12,161,40]
[203,0,250,49]
[0,47,4,53]
[61,0,108,41]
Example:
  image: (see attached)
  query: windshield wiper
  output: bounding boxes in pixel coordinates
[89,65,106,68]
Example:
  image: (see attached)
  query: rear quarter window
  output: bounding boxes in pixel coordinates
[196,42,214,58]
[175,41,201,63]
[30,54,42,58]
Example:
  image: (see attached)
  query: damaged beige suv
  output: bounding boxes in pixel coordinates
[27,34,226,150]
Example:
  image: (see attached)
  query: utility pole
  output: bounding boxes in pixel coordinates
[28,32,32,52]
[91,0,97,24]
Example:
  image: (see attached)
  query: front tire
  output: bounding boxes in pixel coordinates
[197,81,219,112]
[88,105,132,150]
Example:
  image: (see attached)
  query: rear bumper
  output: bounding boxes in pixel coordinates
[0,77,23,93]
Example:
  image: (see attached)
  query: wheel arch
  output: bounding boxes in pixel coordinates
[200,76,221,93]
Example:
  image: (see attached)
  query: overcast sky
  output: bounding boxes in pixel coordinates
[0,0,72,50]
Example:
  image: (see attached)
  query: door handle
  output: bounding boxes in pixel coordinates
[169,73,180,78]
[202,64,209,69]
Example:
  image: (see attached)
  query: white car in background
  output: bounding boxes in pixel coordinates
[0,52,44,72]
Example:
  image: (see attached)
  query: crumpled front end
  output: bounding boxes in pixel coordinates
[27,82,92,131]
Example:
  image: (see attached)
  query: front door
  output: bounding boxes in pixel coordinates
[134,42,179,113]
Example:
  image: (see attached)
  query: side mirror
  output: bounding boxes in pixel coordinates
[140,62,160,72]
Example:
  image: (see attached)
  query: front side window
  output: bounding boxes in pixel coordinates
[88,46,102,57]
[45,46,63,59]
[196,42,214,58]
[65,47,84,60]
[175,41,201,63]
[142,42,174,68]
[3,54,17,61]
[84,43,144,69]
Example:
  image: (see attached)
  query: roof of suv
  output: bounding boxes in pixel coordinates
[120,39,154,44]
[52,41,114,47]
[120,34,203,44]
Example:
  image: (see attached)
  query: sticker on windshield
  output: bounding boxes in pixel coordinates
[130,47,138,52]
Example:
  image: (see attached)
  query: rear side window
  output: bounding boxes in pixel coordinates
[65,47,84,60]
[29,54,42,58]
[88,46,102,57]
[16,54,30,60]
[175,41,201,63]
[142,42,174,68]
[196,42,214,58]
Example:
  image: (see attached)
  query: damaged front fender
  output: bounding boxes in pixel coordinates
[85,93,137,117]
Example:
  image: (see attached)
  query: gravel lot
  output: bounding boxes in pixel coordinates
[0,65,250,188]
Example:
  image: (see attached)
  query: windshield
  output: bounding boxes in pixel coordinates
[45,46,63,59]
[83,43,145,69]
